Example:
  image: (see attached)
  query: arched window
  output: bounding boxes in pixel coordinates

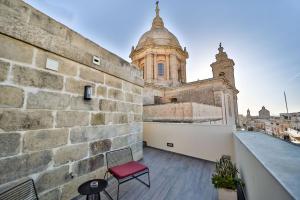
[158,63,164,76]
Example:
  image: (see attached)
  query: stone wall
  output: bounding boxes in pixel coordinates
[143,102,222,123]
[0,1,143,199]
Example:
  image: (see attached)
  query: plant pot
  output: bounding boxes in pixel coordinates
[218,188,237,200]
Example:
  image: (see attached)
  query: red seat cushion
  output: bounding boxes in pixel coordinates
[109,161,148,179]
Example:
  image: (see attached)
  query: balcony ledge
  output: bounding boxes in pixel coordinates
[234,131,300,199]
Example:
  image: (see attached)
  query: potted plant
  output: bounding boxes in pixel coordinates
[212,155,243,200]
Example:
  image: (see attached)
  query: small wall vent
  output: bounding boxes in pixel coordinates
[93,56,100,66]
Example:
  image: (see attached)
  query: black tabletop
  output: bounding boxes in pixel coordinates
[78,179,108,195]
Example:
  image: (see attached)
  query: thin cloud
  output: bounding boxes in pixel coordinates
[288,72,300,82]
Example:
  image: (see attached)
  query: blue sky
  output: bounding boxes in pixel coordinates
[25,0,300,116]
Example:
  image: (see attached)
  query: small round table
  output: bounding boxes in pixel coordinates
[78,179,108,200]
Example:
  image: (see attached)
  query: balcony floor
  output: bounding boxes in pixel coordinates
[76,147,217,200]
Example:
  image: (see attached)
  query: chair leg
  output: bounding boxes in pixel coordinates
[147,170,151,188]
[117,180,120,200]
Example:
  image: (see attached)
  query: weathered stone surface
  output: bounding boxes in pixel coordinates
[131,142,143,161]
[131,141,143,154]
[12,65,64,90]
[112,135,132,150]
[72,154,104,177]
[39,188,61,200]
[99,99,117,112]
[65,78,95,95]
[134,114,143,122]
[70,126,108,143]
[0,110,53,131]
[0,34,33,64]
[130,122,143,134]
[125,93,133,102]
[36,165,71,193]
[29,8,68,37]
[70,125,130,143]
[54,143,88,166]
[105,75,122,89]
[96,85,107,97]
[27,91,70,110]
[61,168,106,200]
[122,81,132,92]
[0,60,9,82]
[0,2,144,88]
[23,129,68,152]
[132,85,142,95]
[56,111,89,128]
[0,150,52,184]
[130,141,143,160]
[133,105,142,114]
[80,67,104,83]
[0,133,21,157]
[125,93,142,104]
[0,86,24,108]
[70,96,98,111]
[123,82,142,95]
[116,102,128,112]
[105,113,128,124]
[108,88,124,101]
[35,49,78,76]
[91,113,105,125]
[89,139,111,155]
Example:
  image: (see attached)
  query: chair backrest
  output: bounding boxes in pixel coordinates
[106,147,133,169]
[0,179,38,200]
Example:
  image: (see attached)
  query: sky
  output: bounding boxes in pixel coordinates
[25,0,300,116]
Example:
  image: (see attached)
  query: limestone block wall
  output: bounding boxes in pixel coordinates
[0,1,143,199]
[165,82,217,106]
[143,102,222,123]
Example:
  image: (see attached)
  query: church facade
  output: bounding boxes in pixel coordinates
[130,2,239,125]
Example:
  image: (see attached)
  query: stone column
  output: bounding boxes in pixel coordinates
[166,54,170,81]
[170,54,178,85]
[146,54,153,82]
[181,61,186,83]
[153,54,157,81]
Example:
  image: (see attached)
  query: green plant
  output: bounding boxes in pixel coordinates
[211,155,243,190]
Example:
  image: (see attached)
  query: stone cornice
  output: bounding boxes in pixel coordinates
[130,45,188,61]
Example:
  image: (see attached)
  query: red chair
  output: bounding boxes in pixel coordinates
[104,147,150,200]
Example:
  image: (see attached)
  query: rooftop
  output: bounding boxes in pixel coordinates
[75,147,217,200]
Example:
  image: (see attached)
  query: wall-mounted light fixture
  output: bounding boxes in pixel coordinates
[84,85,92,100]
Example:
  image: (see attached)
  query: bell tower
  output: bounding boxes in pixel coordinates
[210,43,236,88]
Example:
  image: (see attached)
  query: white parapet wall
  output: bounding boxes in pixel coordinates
[234,132,298,200]
[143,122,235,162]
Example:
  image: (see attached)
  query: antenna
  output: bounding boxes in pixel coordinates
[284,91,289,116]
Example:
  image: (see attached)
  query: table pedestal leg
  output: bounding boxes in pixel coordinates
[86,193,101,200]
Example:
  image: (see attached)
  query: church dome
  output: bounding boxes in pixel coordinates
[135,2,182,51]
[136,27,181,50]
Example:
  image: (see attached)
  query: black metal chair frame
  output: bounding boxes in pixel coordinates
[0,179,39,200]
[104,147,150,200]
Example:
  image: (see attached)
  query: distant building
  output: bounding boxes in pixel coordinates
[280,112,300,131]
[258,106,270,119]
[129,2,239,125]
[247,108,251,118]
